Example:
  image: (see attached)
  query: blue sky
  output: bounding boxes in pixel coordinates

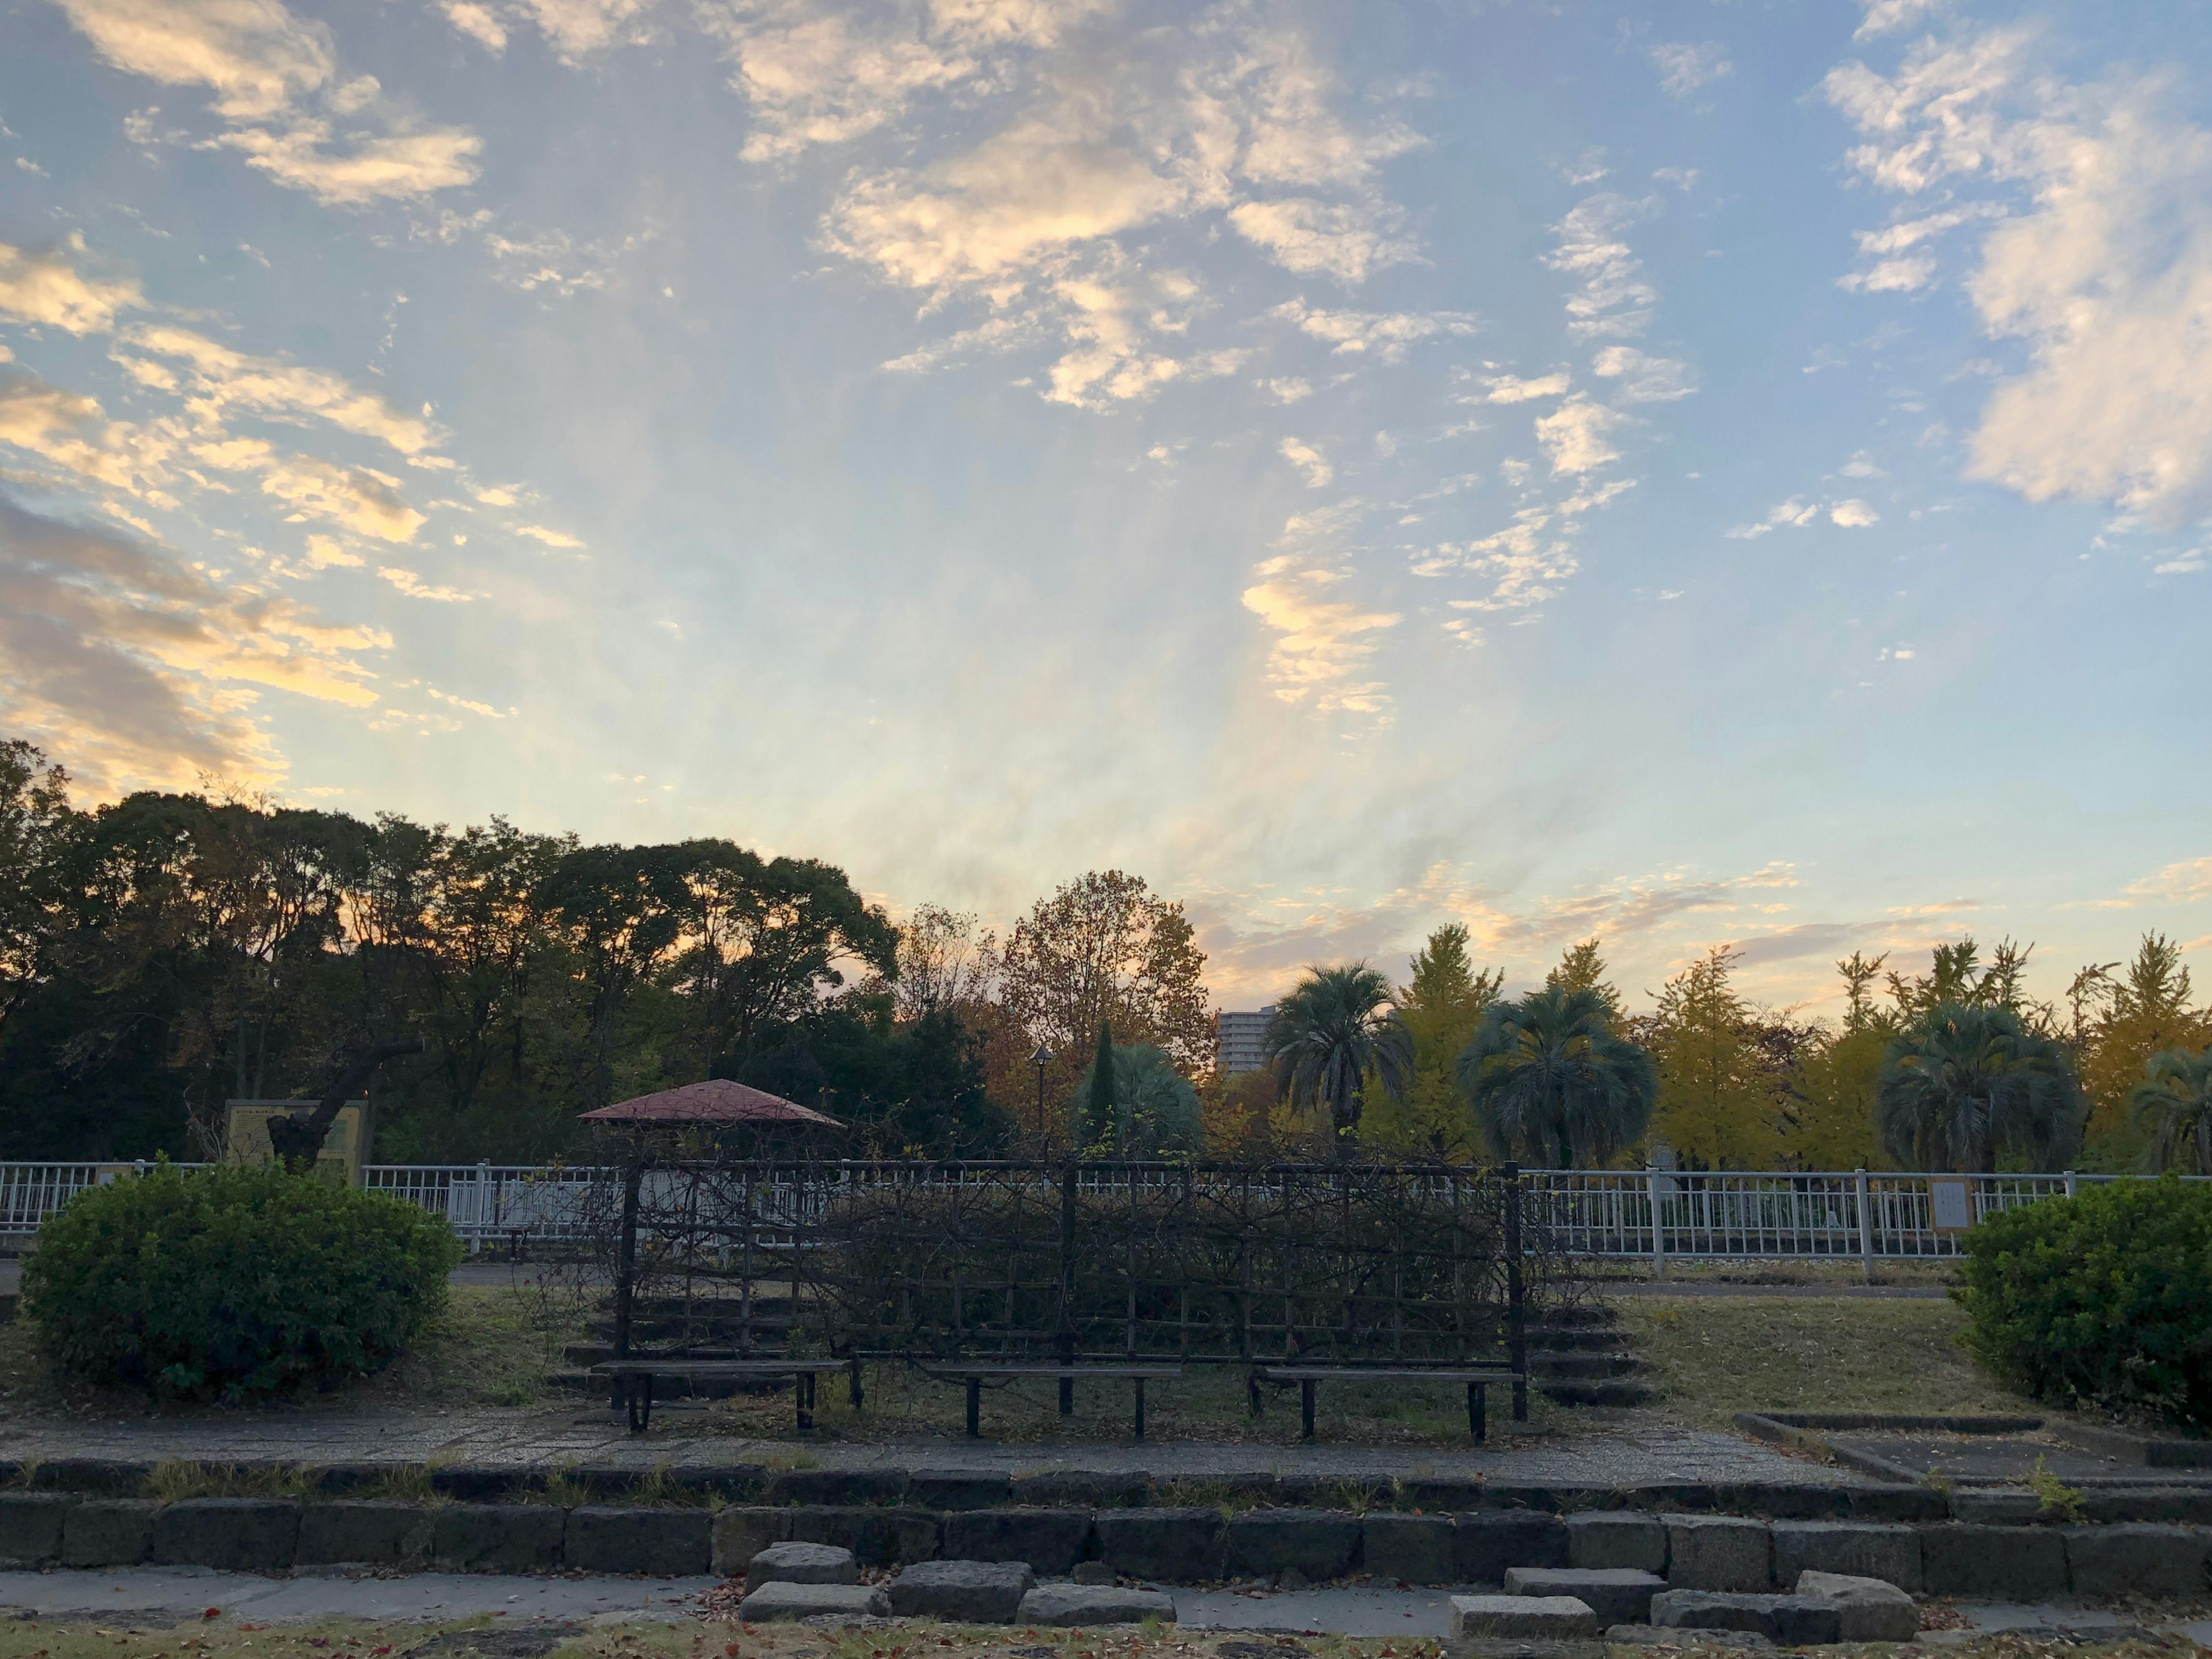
[2,0,2209,1013]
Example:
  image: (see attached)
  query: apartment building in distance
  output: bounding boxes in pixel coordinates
[1215,1007,1276,1077]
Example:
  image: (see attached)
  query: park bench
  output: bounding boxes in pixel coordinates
[590,1356,860,1433]
[917,1362,1184,1439]
[1247,1363,1523,1442]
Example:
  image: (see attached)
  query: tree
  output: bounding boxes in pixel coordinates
[0,740,74,1038]
[1072,1036,1202,1156]
[1361,923,1499,1158]
[865,904,997,1022]
[1647,946,1795,1169]
[2131,1048,2212,1175]
[2076,934,2211,1164]
[1459,986,1656,1168]
[1264,963,1414,1159]
[1544,938,1623,1025]
[1878,1003,2085,1172]
[996,872,1213,1119]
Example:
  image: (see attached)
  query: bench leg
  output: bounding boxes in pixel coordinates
[967,1376,981,1438]
[796,1371,814,1433]
[1246,1372,1262,1418]
[626,1376,653,1434]
[848,1357,864,1411]
[1301,1379,1316,1441]
[1512,1373,1528,1423]
[1060,1376,1074,1415]
[1132,1378,1145,1441]
[1469,1381,1486,1442]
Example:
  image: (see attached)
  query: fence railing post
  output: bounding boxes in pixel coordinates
[1855,1168,1874,1284]
[1646,1166,1666,1282]
[2063,1169,2078,1200]
[1503,1161,1528,1422]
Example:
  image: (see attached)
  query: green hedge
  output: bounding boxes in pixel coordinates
[22,1161,463,1399]
[1955,1176,2212,1429]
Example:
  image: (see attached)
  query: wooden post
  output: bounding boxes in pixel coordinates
[1503,1161,1528,1422]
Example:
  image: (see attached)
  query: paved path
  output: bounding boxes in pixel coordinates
[5,1568,2209,1643]
[0,1407,1855,1486]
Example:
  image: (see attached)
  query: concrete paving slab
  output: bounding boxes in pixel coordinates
[0,1568,717,1624]
[1174,1586,1461,1637]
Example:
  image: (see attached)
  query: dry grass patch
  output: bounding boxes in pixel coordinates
[1616,1294,2035,1425]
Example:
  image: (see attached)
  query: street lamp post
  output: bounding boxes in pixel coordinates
[1029,1044,1053,1150]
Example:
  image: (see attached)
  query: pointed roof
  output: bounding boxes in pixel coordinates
[581,1078,845,1127]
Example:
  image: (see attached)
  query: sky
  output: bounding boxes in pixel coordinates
[2,0,2210,1018]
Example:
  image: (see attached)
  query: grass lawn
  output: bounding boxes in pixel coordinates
[1615,1294,2037,1426]
[0,1285,582,1421]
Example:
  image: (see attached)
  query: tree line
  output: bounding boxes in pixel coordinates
[5,733,2206,1172]
[1235,926,2212,1173]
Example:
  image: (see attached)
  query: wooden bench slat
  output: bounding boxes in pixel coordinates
[919,1364,1183,1379]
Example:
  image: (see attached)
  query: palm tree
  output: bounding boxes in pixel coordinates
[1263,963,1414,1159]
[2131,1048,2212,1174]
[1457,986,1656,1167]
[1877,1003,2085,1172]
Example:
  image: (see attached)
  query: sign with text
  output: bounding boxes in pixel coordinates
[223,1099,372,1184]
[1927,1176,1975,1233]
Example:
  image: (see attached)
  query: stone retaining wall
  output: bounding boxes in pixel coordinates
[3,1489,2207,1597]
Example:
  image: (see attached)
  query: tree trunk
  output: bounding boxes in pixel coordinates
[266,1038,423,1173]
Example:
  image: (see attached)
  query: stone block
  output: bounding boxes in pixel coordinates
[430,1465,528,1502]
[749,1540,858,1585]
[1919,1524,2070,1600]
[294,1501,431,1567]
[1567,1512,1666,1573]
[1224,1510,1360,1580]
[152,1498,299,1573]
[1503,1567,1664,1627]
[566,1506,712,1577]
[714,1506,791,1574]
[29,1457,153,1495]
[736,1581,889,1621]
[1770,1520,1922,1592]
[1362,1513,1455,1585]
[1796,1570,1919,1642]
[1448,1594,1597,1638]
[766,1468,904,1507]
[669,1465,768,1504]
[0,1492,69,1566]
[1453,1510,1569,1584]
[1841,1487,1947,1522]
[1095,1508,1224,1582]
[1011,1471,1150,1509]
[1650,1590,1840,1645]
[1663,1514,1771,1592]
[1398,1478,1487,1513]
[942,1509,1092,1575]
[787,1504,939,1567]
[888,1559,1035,1622]
[1951,1488,2051,1525]
[61,1499,157,1568]
[904,1471,1012,1511]
[2061,1524,2209,1599]
[431,1502,566,1573]
[1017,1584,1176,1625]
[2084,1489,2212,1526]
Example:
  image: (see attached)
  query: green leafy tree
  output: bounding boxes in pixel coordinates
[2077,935,2211,1165]
[1362,924,1501,1159]
[1071,1035,1202,1156]
[1544,938,1623,1027]
[1648,946,1797,1169]
[1264,963,1414,1160]
[1878,1003,2086,1172]
[1459,986,1657,1167]
[2131,1048,2212,1175]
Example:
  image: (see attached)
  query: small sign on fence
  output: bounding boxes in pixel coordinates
[224,1099,372,1184]
[1927,1176,1975,1232]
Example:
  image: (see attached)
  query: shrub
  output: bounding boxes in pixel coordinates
[1955,1176,2212,1429]
[21,1160,463,1399]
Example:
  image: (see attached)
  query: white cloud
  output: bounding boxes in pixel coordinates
[378,565,474,600]
[1590,345,1696,402]
[1830,35,2212,527]
[0,240,144,332]
[1227,198,1415,286]
[1278,436,1332,487]
[0,370,177,495]
[1478,371,1570,404]
[514,522,584,548]
[122,324,440,455]
[1272,301,1478,363]
[1649,42,1732,101]
[1533,397,1624,475]
[1262,377,1310,404]
[1830,498,1881,527]
[1728,498,1820,539]
[2128,857,2212,903]
[1241,542,1398,719]
[441,0,507,51]
[2154,548,2205,575]
[1548,192,1656,339]
[1854,0,1946,40]
[260,457,426,541]
[49,0,479,204]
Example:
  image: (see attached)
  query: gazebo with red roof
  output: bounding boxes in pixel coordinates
[582,1079,846,1153]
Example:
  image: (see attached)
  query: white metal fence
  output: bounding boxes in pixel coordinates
[0,1163,2200,1266]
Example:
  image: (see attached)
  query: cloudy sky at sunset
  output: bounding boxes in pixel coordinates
[2,0,2208,1012]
